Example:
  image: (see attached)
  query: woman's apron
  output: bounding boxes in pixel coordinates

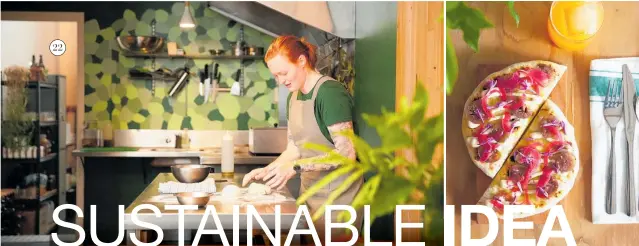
[288,76,364,240]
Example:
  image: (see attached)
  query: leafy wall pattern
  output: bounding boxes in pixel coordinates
[84,2,278,130]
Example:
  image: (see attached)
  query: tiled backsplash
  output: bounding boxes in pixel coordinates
[84,2,279,131]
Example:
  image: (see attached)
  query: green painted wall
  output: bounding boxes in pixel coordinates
[354,2,397,147]
[83,2,278,130]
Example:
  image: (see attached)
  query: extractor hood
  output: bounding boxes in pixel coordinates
[207,1,355,46]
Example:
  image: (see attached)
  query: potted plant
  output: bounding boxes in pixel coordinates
[2,66,34,158]
[296,82,444,244]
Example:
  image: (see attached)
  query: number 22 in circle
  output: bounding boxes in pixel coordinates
[50,39,66,56]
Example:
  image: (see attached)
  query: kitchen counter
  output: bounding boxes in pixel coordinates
[124,173,301,228]
[123,172,303,245]
[74,146,285,242]
[72,146,279,165]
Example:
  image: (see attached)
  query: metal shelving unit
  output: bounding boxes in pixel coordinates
[1,76,63,235]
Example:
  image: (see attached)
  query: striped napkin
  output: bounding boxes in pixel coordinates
[590,57,639,224]
[158,179,217,194]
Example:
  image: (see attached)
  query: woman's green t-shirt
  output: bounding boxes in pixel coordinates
[286,80,354,144]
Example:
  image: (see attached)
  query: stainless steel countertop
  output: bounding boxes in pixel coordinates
[72,147,278,165]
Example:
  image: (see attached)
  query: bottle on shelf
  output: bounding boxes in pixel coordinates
[38,55,47,81]
[29,55,39,81]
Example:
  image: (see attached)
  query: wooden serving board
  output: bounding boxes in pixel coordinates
[473,64,569,224]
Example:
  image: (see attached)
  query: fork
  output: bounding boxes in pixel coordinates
[604,79,623,214]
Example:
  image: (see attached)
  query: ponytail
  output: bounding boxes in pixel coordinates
[265,35,318,70]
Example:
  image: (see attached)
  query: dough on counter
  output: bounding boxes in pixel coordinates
[221,185,241,197]
[247,183,272,195]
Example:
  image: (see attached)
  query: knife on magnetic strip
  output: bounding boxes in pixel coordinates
[622,64,637,217]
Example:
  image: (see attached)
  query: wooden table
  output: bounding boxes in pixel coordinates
[446,2,639,245]
[123,173,304,245]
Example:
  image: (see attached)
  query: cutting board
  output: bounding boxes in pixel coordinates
[473,64,570,224]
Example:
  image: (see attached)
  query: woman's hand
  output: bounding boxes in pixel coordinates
[261,163,297,191]
[242,167,267,186]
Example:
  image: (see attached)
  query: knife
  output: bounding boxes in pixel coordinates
[622,64,637,217]
[200,64,209,96]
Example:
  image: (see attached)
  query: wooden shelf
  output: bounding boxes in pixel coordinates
[14,189,57,202]
[128,75,178,82]
[1,188,15,198]
[38,121,57,127]
[124,53,264,60]
[2,153,58,163]
[1,80,57,89]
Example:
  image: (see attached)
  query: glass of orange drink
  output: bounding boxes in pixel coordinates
[548,1,604,51]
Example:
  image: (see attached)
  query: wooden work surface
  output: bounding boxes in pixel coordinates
[446,1,639,245]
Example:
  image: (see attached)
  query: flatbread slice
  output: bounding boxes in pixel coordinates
[477,100,579,219]
[462,60,567,178]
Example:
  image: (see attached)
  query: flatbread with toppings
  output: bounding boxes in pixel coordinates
[477,100,579,218]
[462,61,567,178]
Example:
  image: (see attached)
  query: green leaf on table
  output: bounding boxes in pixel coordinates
[445,32,458,95]
[296,166,355,205]
[507,1,520,27]
[446,1,493,52]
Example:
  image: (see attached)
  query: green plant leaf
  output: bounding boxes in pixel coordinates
[368,175,416,224]
[416,114,444,164]
[507,1,520,27]
[349,175,382,209]
[296,166,356,205]
[301,142,337,154]
[311,169,365,221]
[445,32,458,95]
[378,127,413,152]
[337,130,374,166]
[446,1,493,52]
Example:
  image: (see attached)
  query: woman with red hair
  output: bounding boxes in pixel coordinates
[242,35,363,240]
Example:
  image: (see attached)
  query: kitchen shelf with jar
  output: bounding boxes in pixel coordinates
[0,71,66,235]
[1,80,57,89]
[123,52,264,60]
[119,24,259,98]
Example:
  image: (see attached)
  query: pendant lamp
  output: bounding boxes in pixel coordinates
[179,2,196,28]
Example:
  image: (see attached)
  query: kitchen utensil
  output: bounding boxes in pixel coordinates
[622,64,637,217]
[168,67,190,97]
[211,70,221,102]
[604,79,623,214]
[209,49,226,56]
[171,164,211,183]
[246,46,264,56]
[199,64,209,96]
[116,36,164,54]
[231,69,241,96]
[175,192,210,206]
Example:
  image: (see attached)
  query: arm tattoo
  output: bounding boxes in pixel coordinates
[299,121,356,172]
